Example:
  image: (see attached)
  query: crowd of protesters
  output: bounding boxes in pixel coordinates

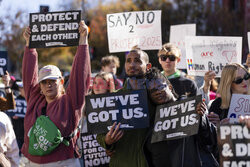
[0,18,250,167]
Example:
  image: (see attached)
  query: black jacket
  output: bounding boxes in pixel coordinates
[209,97,229,120]
[143,75,218,167]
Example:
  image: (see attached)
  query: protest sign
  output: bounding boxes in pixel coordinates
[227,94,250,123]
[81,133,109,167]
[169,24,196,69]
[218,124,250,167]
[151,95,202,143]
[5,96,27,117]
[29,10,81,48]
[0,51,8,77]
[185,36,242,76]
[248,32,250,52]
[86,89,149,134]
[107,10,162,53]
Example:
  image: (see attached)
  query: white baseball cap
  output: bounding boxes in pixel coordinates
[38,65,62,83]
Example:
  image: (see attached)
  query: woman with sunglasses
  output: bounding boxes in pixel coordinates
[208,63,250,126]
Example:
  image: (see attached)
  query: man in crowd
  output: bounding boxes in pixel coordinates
[97,46,175,167]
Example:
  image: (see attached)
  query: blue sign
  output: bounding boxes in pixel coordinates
[86,89,149,134]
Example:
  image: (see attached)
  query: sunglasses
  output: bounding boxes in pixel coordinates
[233,73,250,84]
[160,55,176,61]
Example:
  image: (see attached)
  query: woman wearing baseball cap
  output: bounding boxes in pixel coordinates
[22,21,91,166]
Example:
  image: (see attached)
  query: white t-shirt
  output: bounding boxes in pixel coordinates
[0,112,20,167]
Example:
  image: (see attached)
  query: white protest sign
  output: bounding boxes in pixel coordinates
[227,94,250,123]
[169,24,196,69]
[248,32,250,52]
[185,36,242,76]
[107,10,162,53]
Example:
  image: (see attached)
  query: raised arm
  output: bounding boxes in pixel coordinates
[22,27,39,102]
[66,20,91,110]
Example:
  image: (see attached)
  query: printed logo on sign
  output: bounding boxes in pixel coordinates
[166,132,187,139]
[107,124,134,130]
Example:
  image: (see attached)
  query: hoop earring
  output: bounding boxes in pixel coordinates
[40,90,43,95]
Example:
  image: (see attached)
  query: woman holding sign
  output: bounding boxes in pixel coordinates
[208,63,249,125]
[22,21,90,166]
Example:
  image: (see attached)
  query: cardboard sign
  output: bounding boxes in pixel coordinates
[248,32,250,52]
[0,51,8,77]
[107,10,162,53]
[185,36,242,76]
[227,94,250,123]
[86,89,149,134]
[218,124,250,167]
[169,24,196,69]
[81,133,109,167]
[151,95,202,143]
[29,10,81,48]
[5,96,27,117]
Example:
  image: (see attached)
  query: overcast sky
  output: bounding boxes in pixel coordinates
[0,0,62,14]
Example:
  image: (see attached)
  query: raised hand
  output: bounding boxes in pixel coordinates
[2,71,11,87]
[79,20,88,45]
[23,27,31,46]
[203,71,216,94]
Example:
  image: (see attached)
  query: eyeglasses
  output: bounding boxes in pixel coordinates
[160,55,176,61]
[233,73,250,84]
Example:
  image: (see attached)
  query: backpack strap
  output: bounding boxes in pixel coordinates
[62,127,79,146]
[41,103,47,115]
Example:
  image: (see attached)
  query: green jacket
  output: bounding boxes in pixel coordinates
[97,79,155,167]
